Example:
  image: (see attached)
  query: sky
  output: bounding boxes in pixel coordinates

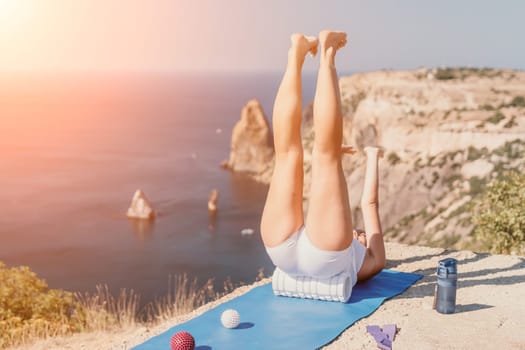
[0,0,524,73]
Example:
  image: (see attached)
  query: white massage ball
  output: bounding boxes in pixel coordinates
[220,309,240,329]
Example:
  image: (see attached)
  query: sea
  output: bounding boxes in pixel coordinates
[0,71,318,305]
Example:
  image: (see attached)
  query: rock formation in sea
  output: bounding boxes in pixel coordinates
[226,68,525,250]
[222,99,274,182]
[208,189,219,212]
[126,189,155,219]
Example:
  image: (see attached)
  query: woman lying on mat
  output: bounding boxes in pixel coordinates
[261,31,386,284]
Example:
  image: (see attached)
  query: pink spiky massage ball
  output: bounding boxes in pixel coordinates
[170,331,195,350]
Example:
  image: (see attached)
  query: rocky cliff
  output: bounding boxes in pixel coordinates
[222,99,274,182]
[227,68,525,250]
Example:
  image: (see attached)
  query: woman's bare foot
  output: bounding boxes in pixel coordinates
[319,30,347,64]
[290,33,318,61]
[364,146,385,158]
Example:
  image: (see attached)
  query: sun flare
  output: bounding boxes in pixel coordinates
[0,0,31,31]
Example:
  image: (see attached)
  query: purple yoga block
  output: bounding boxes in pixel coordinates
[382,324,397,341]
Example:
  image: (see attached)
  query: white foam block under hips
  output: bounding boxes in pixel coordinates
[271,268,353,303]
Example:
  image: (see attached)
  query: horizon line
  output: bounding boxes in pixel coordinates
[1,66,523,76]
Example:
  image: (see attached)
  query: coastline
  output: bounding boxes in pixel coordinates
[12,242,525,350]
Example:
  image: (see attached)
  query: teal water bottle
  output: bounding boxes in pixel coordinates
[436,258,458,314]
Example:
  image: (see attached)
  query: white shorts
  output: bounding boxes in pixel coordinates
[265,226,367,281]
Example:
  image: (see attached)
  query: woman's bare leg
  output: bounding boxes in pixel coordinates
[357,147,386,280]
[305,30,353,251]
[261,34,318,248]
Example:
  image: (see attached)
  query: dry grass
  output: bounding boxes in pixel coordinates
[2,273,247,350]
[74,274,237,330]
[143,275,225,324]
[0,269,274,350]
[74,285,141,332]
[1,320,72,349]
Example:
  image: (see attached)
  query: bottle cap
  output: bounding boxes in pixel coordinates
[436,258,458,278]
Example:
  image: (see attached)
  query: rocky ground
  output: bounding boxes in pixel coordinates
[327,243,525,350]
[12,243,525,350]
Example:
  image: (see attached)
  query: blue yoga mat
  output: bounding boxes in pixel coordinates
[133,269,422,350]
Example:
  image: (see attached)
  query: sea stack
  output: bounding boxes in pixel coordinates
[208,189,219,212]
[222,99,275,181]
[126,189,155,220]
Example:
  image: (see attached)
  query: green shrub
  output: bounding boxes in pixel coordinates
[486,112,505,124]
[431,171,440,186]
[467,146,488,161]
[434,67,502,81]
[435,68,456,80]
[508,95,525,108]
[469,176,486,195]
[0,263,84,348]
[387,152,401,165]
[480,104,495,111]
[472,172,525,254]
[504,116,517,128]
[345,90,366,114]
[442,174,463,189]
[493,139,525,159]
